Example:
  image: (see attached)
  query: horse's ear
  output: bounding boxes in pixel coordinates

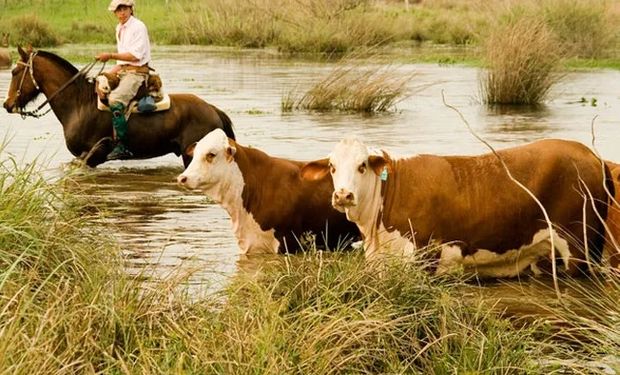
[18,45,28,60]
[185,142,197,157]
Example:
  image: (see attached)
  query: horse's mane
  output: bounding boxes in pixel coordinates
[37,50,79,75]
[37,50,97,101]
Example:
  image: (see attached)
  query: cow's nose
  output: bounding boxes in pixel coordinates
[333,189,355,206]
[177,175,187,185]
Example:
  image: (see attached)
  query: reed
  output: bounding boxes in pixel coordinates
[480,17,563,105]
[284,60,414,112]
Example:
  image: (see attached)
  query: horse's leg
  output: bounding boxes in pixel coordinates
[84,137,115,167]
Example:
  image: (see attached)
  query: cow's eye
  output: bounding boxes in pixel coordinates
[358,163,366,174]
[206,152,216,162]
[329,163,335,174]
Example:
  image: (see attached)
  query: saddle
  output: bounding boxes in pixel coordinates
[95,70,170,113]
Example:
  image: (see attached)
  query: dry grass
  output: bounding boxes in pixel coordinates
[2,145,620,373]
[284,61,414,112]
[480,17,563,105]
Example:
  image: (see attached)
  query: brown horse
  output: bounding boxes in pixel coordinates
[3,46,235,167]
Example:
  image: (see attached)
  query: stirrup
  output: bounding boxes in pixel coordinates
[107,143,134,160]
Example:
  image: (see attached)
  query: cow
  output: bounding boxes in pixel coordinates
[301,138,613,278]
[95,71,164,103]
[604,161,620,269]
[177,129,359,254]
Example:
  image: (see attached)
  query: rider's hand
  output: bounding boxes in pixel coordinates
[96,52,112,62]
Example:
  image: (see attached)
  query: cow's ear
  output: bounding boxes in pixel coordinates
[301,158,330,181]
[185,142,197,157]
[225,145,236,162]
[368,155,390,176]
[226,139,237,162]
[17,45,28,60]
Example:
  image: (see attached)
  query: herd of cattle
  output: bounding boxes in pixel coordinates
[177,129,620,278]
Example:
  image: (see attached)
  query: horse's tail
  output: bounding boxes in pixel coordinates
[214,105,235,141]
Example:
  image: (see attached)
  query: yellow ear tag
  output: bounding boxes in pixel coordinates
[380,167,388,181]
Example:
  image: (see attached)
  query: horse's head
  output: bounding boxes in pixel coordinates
[3,46,41,114]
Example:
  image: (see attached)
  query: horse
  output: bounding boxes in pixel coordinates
[3,46,235,167]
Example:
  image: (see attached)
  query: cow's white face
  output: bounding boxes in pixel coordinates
[95,75,112,94]
[328,139,387,222]
[177,129,238,193]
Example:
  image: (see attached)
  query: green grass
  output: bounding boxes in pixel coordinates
[0,0,618,68]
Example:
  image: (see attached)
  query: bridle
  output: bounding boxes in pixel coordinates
[13,51,103,118]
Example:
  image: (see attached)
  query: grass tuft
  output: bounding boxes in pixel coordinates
[480,17,563,105]
[284,60,414,113]
[9,15,62,48]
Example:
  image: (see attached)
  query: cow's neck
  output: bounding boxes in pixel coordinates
[352,163,415,259]
[346,175,385,257]
[214,145,280,254]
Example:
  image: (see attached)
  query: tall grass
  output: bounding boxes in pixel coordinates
[3,145,620,373]
[480,17,563,105]
[8,15,62,47]
[0,148,544,373]
[541,0,613,59]
[283,60,414,112]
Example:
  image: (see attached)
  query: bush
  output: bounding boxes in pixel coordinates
[480,17,563,105]
[10,15,62,48]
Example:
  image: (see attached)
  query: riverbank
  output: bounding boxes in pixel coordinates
[2,0,619,69]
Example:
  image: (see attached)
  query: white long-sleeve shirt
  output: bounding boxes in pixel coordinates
[115,15,151,66]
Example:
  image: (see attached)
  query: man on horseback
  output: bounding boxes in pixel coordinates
[96,0,151,160]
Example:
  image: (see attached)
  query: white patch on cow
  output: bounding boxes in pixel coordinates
[364,222,415,260]
[96,75,111,94]
[437,229,571,278]
[178,129,280,255]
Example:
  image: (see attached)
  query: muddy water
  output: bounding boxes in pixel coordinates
[1,45,620,292]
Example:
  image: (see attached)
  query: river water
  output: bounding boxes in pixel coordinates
[1,45,619,292]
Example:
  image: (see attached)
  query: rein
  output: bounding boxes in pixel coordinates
[16,52,103,118]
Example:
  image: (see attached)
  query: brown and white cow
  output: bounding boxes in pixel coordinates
[177,129,359,254]
[301,138,613,277]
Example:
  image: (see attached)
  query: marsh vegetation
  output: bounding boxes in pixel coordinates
[2,0,619,106]
[0,151,619,373]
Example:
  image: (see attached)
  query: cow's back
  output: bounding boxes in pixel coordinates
[381,139,608,271]
[237,147,358,252]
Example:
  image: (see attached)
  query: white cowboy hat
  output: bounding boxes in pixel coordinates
[108,0,135,11]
